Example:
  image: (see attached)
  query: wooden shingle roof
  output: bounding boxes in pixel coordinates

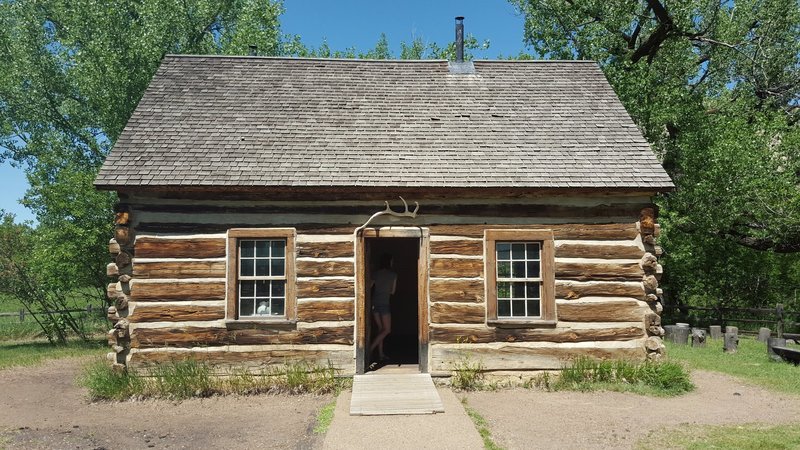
[95,55,673,190]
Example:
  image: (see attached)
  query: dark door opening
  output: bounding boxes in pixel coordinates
[365,237,419,368]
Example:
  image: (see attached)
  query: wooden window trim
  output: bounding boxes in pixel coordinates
[485,229,556,326]
[226,228,296,322]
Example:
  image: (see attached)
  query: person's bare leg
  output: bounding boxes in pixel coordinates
[376,314,392,359]
[369,311,384,354]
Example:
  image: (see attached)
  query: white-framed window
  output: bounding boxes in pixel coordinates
[485,229,555,324]
[495,242,542,318]
[227,228,296,321]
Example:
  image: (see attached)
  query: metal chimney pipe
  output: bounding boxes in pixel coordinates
[455,16,464,63]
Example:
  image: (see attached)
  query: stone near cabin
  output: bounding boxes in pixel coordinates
[724,331,739,353]
[691,328,706,347]
[768,337,787,362]
[758,327,771,343]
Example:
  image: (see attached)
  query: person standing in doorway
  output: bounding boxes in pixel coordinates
[369,253,397,362]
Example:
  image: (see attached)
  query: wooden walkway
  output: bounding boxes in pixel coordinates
[349,373,445,416]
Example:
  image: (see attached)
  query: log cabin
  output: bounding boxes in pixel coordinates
[95,47,673,376]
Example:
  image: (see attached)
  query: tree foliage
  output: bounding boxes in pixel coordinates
[513,0,800,307]
[0,0,288,301]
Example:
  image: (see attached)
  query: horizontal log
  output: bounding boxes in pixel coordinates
[555,243,643,259]
[296,260,354,277]
[115,226,133,246]
[135,202,649,219]
[430,240,483,256]
[430,258,483,278]
[131,281,226,301]
[109,239,120,255]
[555,261,643,281]
[429,279,484,303]
[129,304,226,323]
[431,343,646,371]
[298,241,353,258]
[135,237,226,259]
[297,300,354,322]
[556,281,645,300]
[557,300,649,322]
[297,279,355,298]
[428,223,639,240]
[131,325,354,348]
[430,302,485,324]
[430,325,645,344]
[133,260,226,279]
[106,263,119,277]
[128,347,354,372]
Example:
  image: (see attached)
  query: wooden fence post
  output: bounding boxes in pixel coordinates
[776,304,785,338]
[19,309,24,322]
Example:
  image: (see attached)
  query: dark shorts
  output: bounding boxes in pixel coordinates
[372,303,391,315]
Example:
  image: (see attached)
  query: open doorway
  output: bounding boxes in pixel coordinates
[365,237,419,369]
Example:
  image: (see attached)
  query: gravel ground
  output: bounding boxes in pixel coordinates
[0,358,330,449]
[465,370,800,450]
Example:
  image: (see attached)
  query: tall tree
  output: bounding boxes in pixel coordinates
[513,0,800,306]
[0,0,287,302]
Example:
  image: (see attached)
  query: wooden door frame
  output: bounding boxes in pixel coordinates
[354,227,430,374]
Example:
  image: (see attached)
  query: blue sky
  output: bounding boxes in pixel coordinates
[0,0,528,223]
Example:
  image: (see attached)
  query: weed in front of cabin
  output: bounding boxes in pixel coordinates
[81,359,349,401]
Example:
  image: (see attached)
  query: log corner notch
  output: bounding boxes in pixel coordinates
[106,204,133,370]
[639,207,665,360]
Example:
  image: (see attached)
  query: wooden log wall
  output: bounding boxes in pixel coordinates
[113,192,662,373]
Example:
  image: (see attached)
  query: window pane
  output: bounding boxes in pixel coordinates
[255,259,269,276]
[527,300,541,317]
[271,240,285,257]
[272,298,285,316]
[497,282,511,299]
[512,282,525,299]
[511,300,526,317]
[511,261,525,278]
[240,298,255,317]
[256,280,271,297]
[526,283,540,299]
[255,241,269,257]
[271,258,285,277]
[496,243,511,260]
[272,281,285,297]
[498,299,511,317]
[256,300,270,315]
[240,240,255,257]
[240,281,255,298]
[526,243,540,260]
[240,260,254,277]
[511,243,525,259]
[497,261,511,278]
[526,261,541,278]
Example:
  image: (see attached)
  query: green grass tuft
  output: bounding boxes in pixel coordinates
[554,357,694,396]
[450,352,486,391]
[461,397,505,450]
[666,336,800,395]
[637,422,800,449]
[80,359,347,401]
[313,399,337,434]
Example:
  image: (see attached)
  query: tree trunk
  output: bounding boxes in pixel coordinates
[709,325,723,339]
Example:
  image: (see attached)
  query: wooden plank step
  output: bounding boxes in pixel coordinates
[350,374,444,416]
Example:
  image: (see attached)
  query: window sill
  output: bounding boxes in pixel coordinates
[225,319,297,330]
[487,319,557,329]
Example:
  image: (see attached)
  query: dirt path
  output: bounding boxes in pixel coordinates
[0,358,330,449]
[466,370,800,450]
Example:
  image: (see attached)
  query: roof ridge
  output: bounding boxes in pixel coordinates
[163,54,598,64]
